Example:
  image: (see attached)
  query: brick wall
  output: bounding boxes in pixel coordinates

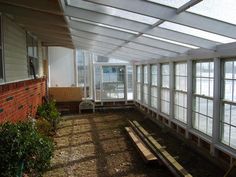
[0,78,46,123]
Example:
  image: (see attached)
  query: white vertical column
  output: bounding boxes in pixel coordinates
[133,64,137,101]
[169,62,175,125]
[157,63,161,115]
[141,65,144,104]
[124,65,128,102]
[186,60,193,138]
[212,58,221,155]
[147,64,151,107]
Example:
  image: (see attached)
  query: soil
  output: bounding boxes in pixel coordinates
[43,109,225,177]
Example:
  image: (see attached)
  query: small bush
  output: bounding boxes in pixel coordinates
[0,121,54,177]
[35,118,52,136]
[37,100,61,132]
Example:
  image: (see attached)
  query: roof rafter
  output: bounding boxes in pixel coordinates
[65,5,218,49]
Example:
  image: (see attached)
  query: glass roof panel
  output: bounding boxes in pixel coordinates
[188,0,236,25]
[160,22,236,43]
[68,0,159,25]
[142,34,199,49]
[71,17,139,35]
[147,0,190,8]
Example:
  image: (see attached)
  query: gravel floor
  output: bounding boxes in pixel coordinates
[43,110,172,177]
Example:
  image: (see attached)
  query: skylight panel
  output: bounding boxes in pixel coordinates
[68,0,159,25]
[147,0,189,8]
[71,17,139,34]
[160,22,236,43]
[142,34,199,49]
[188,0,236,25]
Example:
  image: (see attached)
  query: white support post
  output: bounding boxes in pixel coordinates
[169,62,175,125]
[147,64,151,107]
[133,64,137,101]
[141,65,144,104]
[124,65,128,103]
[186,60,193,139]
[157,63,161,116]
[212,58,221,155]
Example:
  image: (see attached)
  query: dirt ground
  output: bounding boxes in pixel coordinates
[43,109,225,177]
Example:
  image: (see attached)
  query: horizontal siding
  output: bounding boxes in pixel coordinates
[4,16,28,82]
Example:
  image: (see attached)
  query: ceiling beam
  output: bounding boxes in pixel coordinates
[70,21,191,54]
[66,6,219,49]
[72,35,166,58]
[176,0,203,14]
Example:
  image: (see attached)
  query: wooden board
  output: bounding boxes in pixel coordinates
[131,120,192,177]
[49,87,83,102]
[125,127,157,163]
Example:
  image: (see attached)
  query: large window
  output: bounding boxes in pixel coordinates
[174,63,187,123]
[143,65,149,105]
[0,15,3,82]
[102,66,125,99]
[221,60,236,149]
[193,61,214,136]
[27,33,39,77]
[151,65,158,109]
[161,64,170,115]
[136,66,141,101]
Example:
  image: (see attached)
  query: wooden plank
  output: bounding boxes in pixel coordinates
[131,120,192,177]
[125,127,157,163]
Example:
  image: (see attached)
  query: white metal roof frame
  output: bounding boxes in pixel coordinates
[60,0,236,62]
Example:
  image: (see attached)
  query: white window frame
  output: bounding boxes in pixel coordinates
[193,60,214,137]
[161,63,170,115]
[151,64,158,109]
[174,62,188,123]
[220,59,236,149]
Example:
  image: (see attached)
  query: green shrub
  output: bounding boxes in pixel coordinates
[35,118,52,136]
[0,121,54,177]
[37,100,61,132]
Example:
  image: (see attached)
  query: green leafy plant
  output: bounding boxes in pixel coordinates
[0,121,54,177]
[37,100,61,132]
[36,118,52,136]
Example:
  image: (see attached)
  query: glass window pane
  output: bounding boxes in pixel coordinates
[162,76,169,88]
[160,22,235,43]
[223,104,231,124]
[187,0,236,25]
[231,105,236,126]
[207,118,213,136]
[199,97,207,115]
[224,80,233,101]
[147,0,189,8]
[199,114,207,133]
[233,81,236,102]
[193,113,199,129]
[102,66,125,99]
[207,99,213,118]
[225,61,233,79]
[221,123,230,145]
[230,126,236,149]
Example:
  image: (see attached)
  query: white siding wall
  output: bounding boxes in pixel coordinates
[2,15,44,82]
[3,16,28,82]
[48,47,75,87]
